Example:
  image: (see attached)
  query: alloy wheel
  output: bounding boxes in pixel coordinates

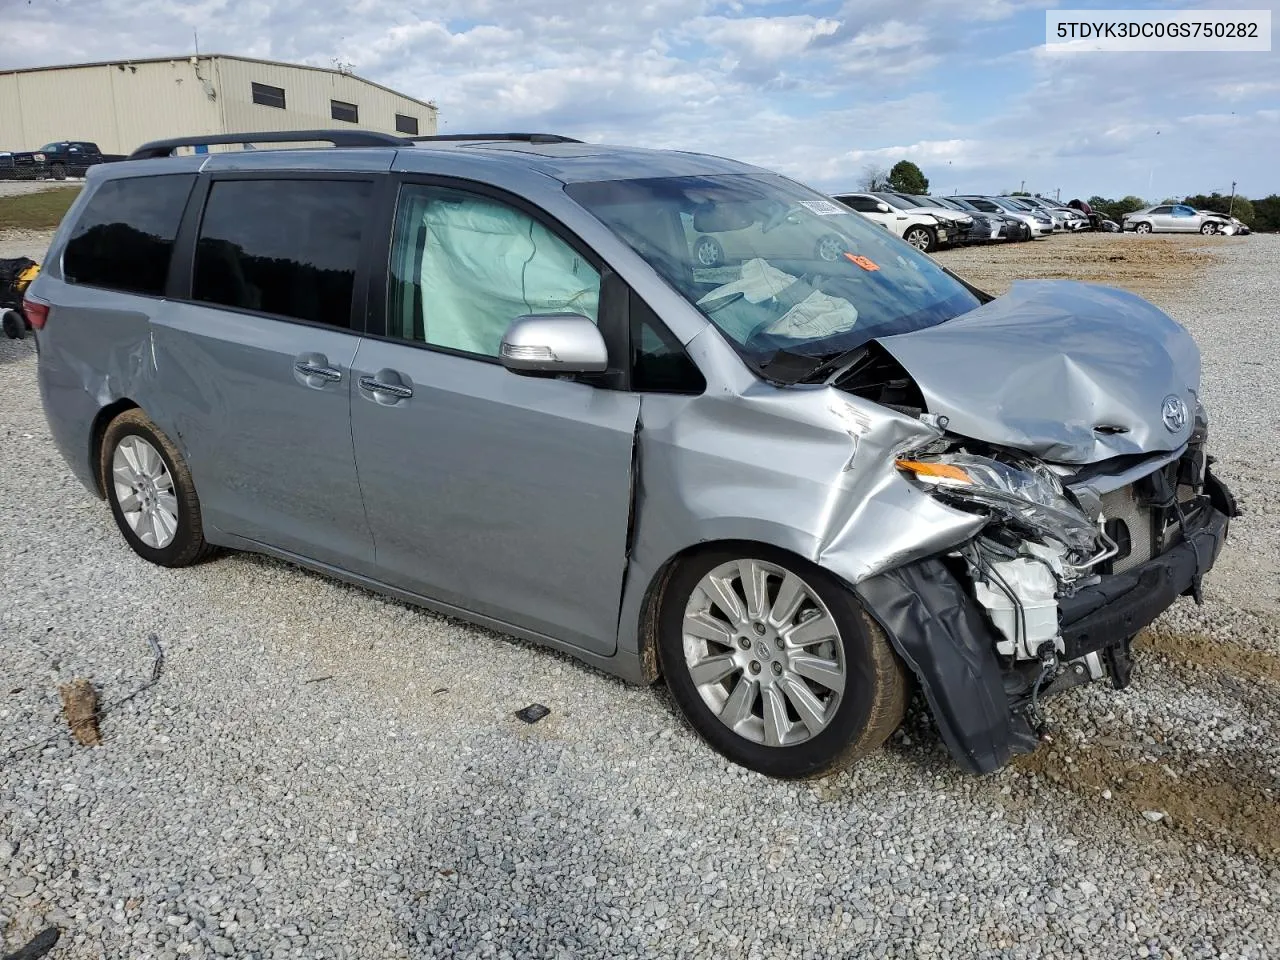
[695,237,723,267]
[681,559,846,747]
[904,228,931,251]
[816,236,845,261]
[112,435,180,548]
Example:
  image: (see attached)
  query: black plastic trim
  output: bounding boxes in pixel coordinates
[1060,486,1230,659]
[129,129,408,159]
[856,558,1039,775]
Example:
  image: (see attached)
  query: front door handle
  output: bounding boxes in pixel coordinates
[295,360,342,382]
[359,375,414,400]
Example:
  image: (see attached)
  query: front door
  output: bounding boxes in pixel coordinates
[350,182,640,655]
[152,176,378,569]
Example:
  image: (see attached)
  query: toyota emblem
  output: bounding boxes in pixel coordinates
[1161,395,1188,432]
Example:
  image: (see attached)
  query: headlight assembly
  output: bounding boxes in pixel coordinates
[896,454,1099,554]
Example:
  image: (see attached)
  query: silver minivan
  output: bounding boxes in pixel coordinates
[29,131,1234,779]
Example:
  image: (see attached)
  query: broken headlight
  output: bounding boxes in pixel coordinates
[896,453,1098,554]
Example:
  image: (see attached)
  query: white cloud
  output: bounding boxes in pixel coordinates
[1,0,1277,199]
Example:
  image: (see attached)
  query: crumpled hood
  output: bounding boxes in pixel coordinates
[876,280,1200,464]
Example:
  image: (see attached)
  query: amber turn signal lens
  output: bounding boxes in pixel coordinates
[894,459,973,484]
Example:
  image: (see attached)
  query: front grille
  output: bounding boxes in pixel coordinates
[1100,485,1154,573]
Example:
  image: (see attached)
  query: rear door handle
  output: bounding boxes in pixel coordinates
[359,375,413,400]
[295,360,342,382]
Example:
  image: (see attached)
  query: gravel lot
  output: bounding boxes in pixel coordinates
[2,231,1278,959]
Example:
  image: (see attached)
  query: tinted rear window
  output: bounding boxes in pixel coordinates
[192,179,372,328]
[63,175,194,295]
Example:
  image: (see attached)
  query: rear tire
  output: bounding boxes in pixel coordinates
[100,409,216,567]
[657,546,907,779]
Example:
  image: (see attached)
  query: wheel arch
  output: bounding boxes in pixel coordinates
[630,534,832,685]
[88,398,141,497]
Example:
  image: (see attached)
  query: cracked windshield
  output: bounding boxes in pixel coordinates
[569,173,981,380]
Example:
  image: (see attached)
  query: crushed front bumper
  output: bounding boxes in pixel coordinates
[1059,502,1229,660]
[855,468,1235,775]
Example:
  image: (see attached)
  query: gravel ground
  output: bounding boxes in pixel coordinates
[2,232,1278,959]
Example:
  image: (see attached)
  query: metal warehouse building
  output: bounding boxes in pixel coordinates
[0,55,438,155]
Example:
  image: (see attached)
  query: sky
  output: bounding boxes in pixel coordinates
[2,0,1278,200]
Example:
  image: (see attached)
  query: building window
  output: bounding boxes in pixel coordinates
[251,82,286,109]
[331,100,359,123]
[395,114,419,135]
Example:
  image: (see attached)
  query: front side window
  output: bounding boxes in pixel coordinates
[192,179,372,328]
[1174,205,1195,217]
[630,291,704,394]
[835,194,880,213]
[63,174,195,295]
[388,185,601,358]
[568,174,980,383]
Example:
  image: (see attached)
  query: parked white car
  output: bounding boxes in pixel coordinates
[832,193,950,252]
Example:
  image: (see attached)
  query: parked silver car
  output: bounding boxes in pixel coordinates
[1123,204,1230,234]
[957,196,1054,237]
[29,130,1234,779]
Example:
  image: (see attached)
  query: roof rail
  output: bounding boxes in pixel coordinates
[410,133,581,144]
[128,129,408,160]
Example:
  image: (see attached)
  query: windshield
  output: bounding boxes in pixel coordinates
[889,194,930,209]
[990,198,1029,213]
[567,173,981,381]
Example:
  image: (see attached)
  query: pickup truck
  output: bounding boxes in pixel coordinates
[0,141,125,180]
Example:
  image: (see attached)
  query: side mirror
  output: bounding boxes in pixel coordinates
[500,313,608,375]
[876,202,891,213]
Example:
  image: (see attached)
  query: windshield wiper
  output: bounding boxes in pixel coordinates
[755,345,870,386]
[794,346,871,385]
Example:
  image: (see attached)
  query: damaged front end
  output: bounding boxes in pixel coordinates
[856,424,1235,775]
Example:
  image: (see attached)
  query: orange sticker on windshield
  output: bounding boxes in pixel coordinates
[844,253,880,271]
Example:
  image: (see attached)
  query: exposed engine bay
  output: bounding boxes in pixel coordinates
[837,337,1236,773]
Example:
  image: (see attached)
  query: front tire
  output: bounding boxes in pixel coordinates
[1135,221,1153,234]
[1200,222,1217,235]
[100,409,215,567]
[51,163,67,181]
[903,226,935,252]
[658,546,907,779]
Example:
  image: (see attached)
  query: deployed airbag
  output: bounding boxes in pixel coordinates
[419,197,600,356]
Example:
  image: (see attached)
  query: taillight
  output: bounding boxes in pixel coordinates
[23,295,50,330]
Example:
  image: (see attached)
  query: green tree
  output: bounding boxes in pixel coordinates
[1087,195,1147,222]
[886,160,929,195]
[1252,195,1280,232]
[1010,190,1031,197]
